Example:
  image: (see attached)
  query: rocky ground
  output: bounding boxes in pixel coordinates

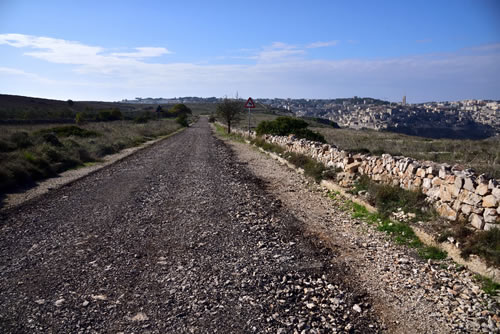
[226,137,500,334]
[0,118,380,333]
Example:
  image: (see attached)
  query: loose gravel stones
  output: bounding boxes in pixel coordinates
[0,118,380,333]
[228,138,500,334]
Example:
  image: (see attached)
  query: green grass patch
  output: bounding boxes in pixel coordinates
[418,246,448,260]
[250,137,285,154]
[475,275,500,296]
[350,175,435,222]
[214,123,245,142]
[334,195,449,260]
[0,120,181,197]
[282,151,327,182]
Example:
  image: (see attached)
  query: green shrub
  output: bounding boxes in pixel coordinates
[37,126,98,138]
[294,128,326,143]
[256,116,308,136]
[250,137,285,154]
[75,112,85,125]
[176,114,189,127]
[283,151,326,182]
[10,132,32,148]
[41,133,63,147]
[208,115,216,123]
[461,227,500,266]
[168,104,192,117]
[351,175,432,221]
[256,116,326,143]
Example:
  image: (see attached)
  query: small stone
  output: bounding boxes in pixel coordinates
[82,300,89,307]
[306,302,315,309]
[470,214,485,230]
[353,304,362,313]
[91,294,107,301]
[131,312,149,322]
[35,299,45,305]
[54,298,65,307]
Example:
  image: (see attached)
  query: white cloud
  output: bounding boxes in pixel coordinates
[306,40,339,48]
[0,34,499,102]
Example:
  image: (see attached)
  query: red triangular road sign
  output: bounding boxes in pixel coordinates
[244,97,256,109]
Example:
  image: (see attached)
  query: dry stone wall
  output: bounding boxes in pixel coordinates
[230,127,500,230]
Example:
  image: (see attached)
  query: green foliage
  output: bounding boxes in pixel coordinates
[10,132,32,148]
[168,103,192,117]
[214,123,245,142]
[418,246,448,260]
[0,119,181,195]
[256,116,326,143]
[250,137,285,154]
[176,113,189,127]
[37,126,98,138]
[75,112,85,125]
[461,227,500,267]
[97,108,123,121]
[283,151,327,182]
[475,275,500,296]
[351,175,433,221]
[256,116,308,136]
[208,115,216,123]
[216,98,243,133]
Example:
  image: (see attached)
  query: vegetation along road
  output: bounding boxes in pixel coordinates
[0,118,380,333]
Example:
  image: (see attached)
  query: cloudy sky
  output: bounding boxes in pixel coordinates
[0,0,499,102]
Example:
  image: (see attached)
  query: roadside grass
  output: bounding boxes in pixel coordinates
[331,192,447,260]
[475,275,500,296]
[350,175,436,222]
[0,120,181,195]
[461,227,500,267]
[315,127,500,178]
[214,123,246,142]
[250,137,285,155]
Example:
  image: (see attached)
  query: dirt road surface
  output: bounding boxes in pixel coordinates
[0,118,380,333]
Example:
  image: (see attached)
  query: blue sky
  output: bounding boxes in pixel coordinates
[0,0,499,102]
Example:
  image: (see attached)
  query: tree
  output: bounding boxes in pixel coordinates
[216,98,243,133]
[168,103,192,117]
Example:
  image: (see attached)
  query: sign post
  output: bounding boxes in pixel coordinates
[244,97,256,135]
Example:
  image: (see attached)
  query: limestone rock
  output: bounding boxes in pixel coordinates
[475,183,489,196]
[436,203,457,221]
[454,176,464,190]
[469,214,484,230]
[463,177,476,192]
[482,195,498,208]
[483,208,498,223]
[439,185,453,202]
[461,204,472,215]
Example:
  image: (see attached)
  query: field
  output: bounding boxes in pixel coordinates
[0,120,181,198]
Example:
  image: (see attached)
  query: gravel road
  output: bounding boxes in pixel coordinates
[0,118,380,333]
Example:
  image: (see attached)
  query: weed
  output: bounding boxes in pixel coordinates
[250,137,285,154]
[475,275,500,296]
[418,246,448,260]
[283,151,326,182]
[350,175,434,221]
[214,123,245,142]
[37,126,98,138]
[461,227,500,267]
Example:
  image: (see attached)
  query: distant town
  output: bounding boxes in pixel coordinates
[123,96,500,139]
